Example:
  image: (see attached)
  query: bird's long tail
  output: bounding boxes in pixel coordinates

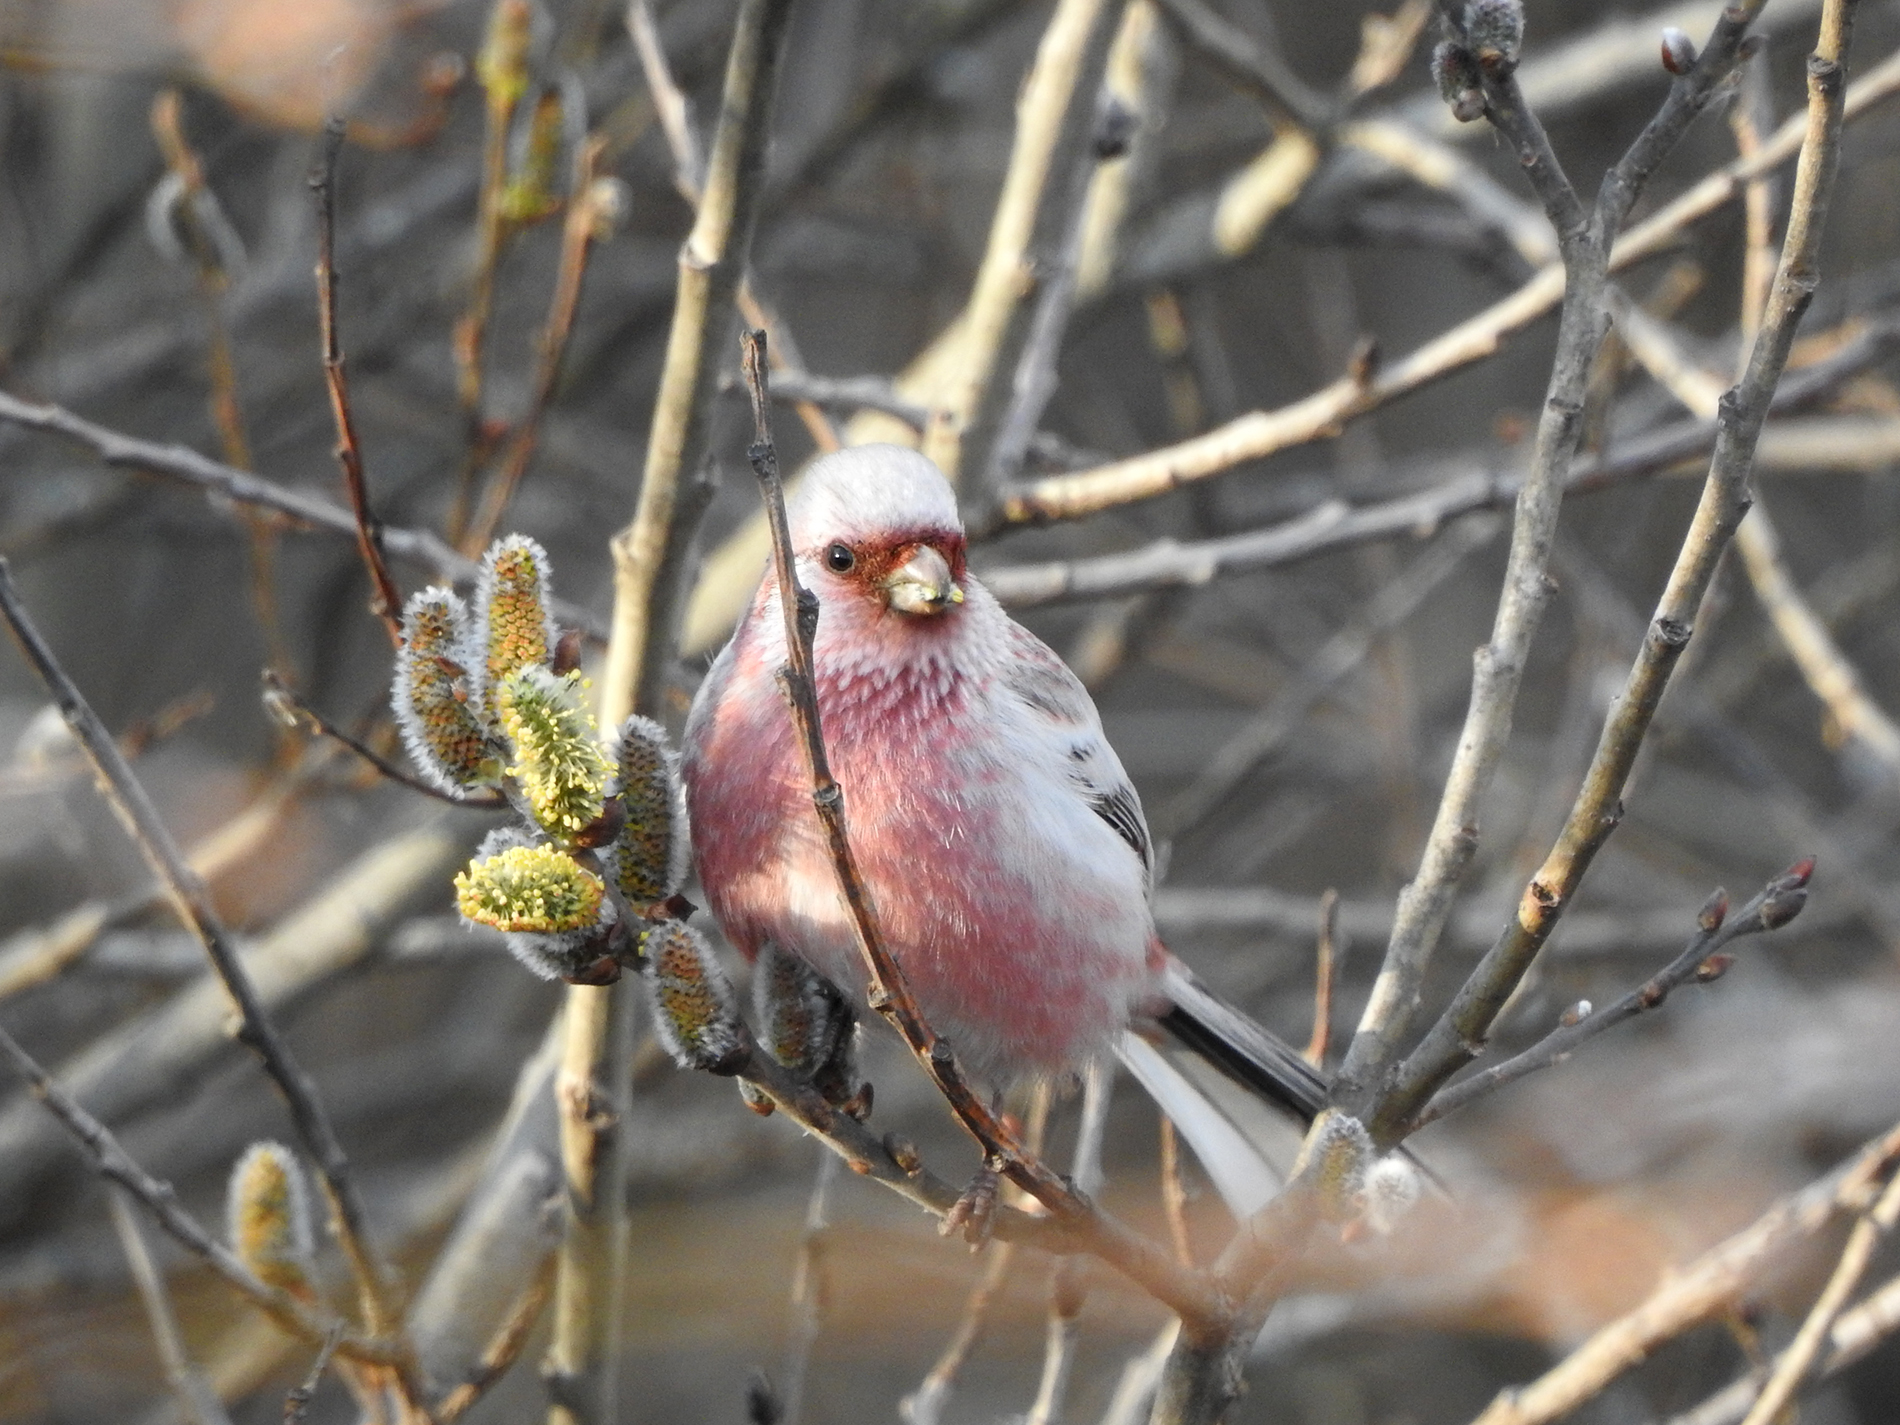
[1114,959,1331,1220]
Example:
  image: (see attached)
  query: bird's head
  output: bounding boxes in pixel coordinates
[787,445,968,620]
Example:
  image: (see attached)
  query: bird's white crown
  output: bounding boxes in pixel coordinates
[787,444,963,551]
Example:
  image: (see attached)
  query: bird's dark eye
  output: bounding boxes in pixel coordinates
[825,543,856,573]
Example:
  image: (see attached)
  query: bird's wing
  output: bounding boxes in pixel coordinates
[997,622,1153,888]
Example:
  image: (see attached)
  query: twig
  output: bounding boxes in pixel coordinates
[0,389,607,640]
[980,321,1900,608]
[1464,1115,1900,1425]
[261,671,507,809]
[1373,0,1862,1143]
[1151,0,1327,130]
[436,1255,557,1423]
[1158,1118,1193,1265]
[599,0,795,726]
[1414,861,1812,1127]
[0,563,407,1349]
[0,1023,399,1367]
[774,1148,839,1425]
[1738,1161,1900,1424]
[311,118,404,647]
[108,1186,235,1425]
[741,330,1223,1329]
[1665,1269,1900,1425]
[463,137,613,553]
[899,1236,1020,1425]
[994,42,1900,527]
[921,0,1128,497]
[283,1325,344,1425]
[1025,1062,1112,1425]
[1304,890,1340,1069]
[1331,1,1772,1120]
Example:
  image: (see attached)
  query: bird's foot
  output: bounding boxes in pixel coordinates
[941,1158,1001,1249]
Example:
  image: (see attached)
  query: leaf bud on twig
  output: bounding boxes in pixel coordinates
[1559,999,1591,1027]
[1660,27,1698,75]
[392,587,497,794]
[1758,886,1808,931]
[642,920,747,1073]
[608,715,689,908]
[1695,953,1736,983]
[227,1141,317,1299]
[1698,887,1729,933]
[738,1080,776,1116]
[498,666,614,840]
[475,0,533,111]
[474,534,557,724]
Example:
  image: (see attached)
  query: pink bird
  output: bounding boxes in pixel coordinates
[683,445,1327,1213]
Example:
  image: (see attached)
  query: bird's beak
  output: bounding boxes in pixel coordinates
[880,544,963,616]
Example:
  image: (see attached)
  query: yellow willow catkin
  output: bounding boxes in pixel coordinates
[393,587,494,793]
[641,920,744,1072]
[498,666,613,839]
[1298,1111,1373,1222]
[476,534,556,724]
[455,841,605,934]
[609,714,687,906]
[227,1141,316,1299]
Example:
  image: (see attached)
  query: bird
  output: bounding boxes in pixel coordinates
[681,443,1334,1217]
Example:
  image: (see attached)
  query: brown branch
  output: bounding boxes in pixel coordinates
[1372,0,1862,1144]
[0,389,608,641]
[0,563,409,1359]
[260,671,507,809]
[1304,890,1340,1069]
[740,328,1226,1329]
[995,40,1900,527]
[1413,861,1812,1128]
[1465,1115,1900,1425]
[463,137,614,554]
[436,1254,557,1423]
[311,118,404,648]
[108,1186,233,1425]
[0,1022,402,1369]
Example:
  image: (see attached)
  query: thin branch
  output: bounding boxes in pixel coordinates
[741,330,1224,1329]
[311,118,404,647]
[108,1186,235,1425]
[1464,1115,1900,1425]
[994,41,1900,527]
[0,564,407,1350]
[0,1022,399,1368]
[1304,890,1340,1069]
[1665,1269,1900,1425]
[260,671,507,809]
[1414,861,1812,1127]
[463,137,614,553]
[436,1255,558,1424]
[283,1326,344,1425]
[1374,0,1862,1143]
[1332,0,1777,1119]
[921,0,1128,497]
[981,318,1899,607]
[774,1148,839,1425]
[0,389,607,640]
[1025,1063,1112,1425]
[599,0,796,726]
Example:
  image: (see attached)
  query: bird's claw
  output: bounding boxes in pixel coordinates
[941,1161,1000,1249]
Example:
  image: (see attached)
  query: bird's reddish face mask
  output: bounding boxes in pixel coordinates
[818,530,967,617]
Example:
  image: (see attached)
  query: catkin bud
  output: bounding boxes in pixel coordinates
[1465,0,1524,68]
[498,89,566,225]
[456,838,605,935]
[393,588,496,794]
[754,941,852,1080]
[1361,1156,1423,1236]
[1432,42,1486,123]
[498,666,613,840]
[227,1141,316,1298]
[476,0,533,110]
[475,535,557,724]
[608,715,689,908]
[641,920,746,1073]
[1299,1111,1373,1221]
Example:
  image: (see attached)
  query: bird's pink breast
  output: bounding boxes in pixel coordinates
[684,600,1153,1082]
